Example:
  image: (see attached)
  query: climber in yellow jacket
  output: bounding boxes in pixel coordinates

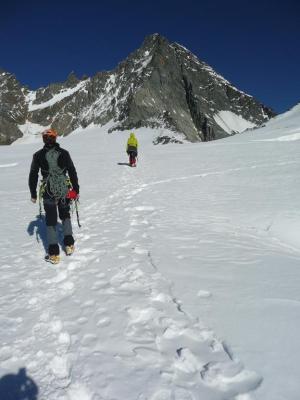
[126,133,138,167]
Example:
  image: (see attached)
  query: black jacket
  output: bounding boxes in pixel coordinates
[127,145,138,155]
[29,143,79,199]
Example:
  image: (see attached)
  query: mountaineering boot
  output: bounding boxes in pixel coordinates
[65,245,75,256]
[45,254,60,264]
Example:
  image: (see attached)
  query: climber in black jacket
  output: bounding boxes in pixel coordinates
[29,128,80,264]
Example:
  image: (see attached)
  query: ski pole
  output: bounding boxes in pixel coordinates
[38,181,45,219]
[39,198,43,219]
[74,199,81,228]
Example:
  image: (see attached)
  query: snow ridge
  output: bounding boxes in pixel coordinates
[28,81,87,111]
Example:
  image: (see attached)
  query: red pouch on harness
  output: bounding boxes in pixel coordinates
[66,189,78,200]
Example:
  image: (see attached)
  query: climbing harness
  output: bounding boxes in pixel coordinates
[37,148,81,227]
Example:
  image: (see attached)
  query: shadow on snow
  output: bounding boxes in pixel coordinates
[27,215,64,253]
[0,368,39,400]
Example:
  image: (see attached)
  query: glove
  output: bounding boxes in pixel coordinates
[66,189,79,200]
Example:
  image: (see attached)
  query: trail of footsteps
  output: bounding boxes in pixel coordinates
[90,177,262,399]
[21,181,145,398]
[0,184,125,399]
[0,175,140,399]
[115,204,262,399]
[58,195,262,400]
[0,255,79,398]
[3,175,259,399]
[123,160,300,198]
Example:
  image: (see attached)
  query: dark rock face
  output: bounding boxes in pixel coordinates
[0,117,23,144]
[153,136,183,145]
[0,34,276,144]
[0,71,26,144]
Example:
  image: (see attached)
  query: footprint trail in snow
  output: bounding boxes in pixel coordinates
[0,150,262,400]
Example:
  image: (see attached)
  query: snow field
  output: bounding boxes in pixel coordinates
[1,106,300,400]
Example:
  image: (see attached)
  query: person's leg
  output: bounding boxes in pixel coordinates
[130,152,136,166]
[132,152,137,165]
[43,197,59,255]
[130,151,137,166]
[58,199,74,247]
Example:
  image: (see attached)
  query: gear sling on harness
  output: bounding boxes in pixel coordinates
[38,147,81,227]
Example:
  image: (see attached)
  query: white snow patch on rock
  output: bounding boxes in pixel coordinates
[16,121,47,144]
[28,81,87,111]
[213,110,256,134]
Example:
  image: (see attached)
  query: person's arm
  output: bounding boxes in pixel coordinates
[66,152,79,194]
[28,153,40,200]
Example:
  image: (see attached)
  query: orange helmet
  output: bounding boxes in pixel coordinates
[42,128,58,138]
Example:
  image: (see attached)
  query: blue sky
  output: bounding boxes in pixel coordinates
[1,0,299,113]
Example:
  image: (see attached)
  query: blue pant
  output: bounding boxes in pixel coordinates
[43,196,74,255]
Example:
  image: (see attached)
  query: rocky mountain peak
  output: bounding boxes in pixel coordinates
[66,71,80,88]
[142,33,170,49]
[0,33,276,144]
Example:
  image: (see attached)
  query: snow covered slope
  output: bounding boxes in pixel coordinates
[0,104,300,399]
